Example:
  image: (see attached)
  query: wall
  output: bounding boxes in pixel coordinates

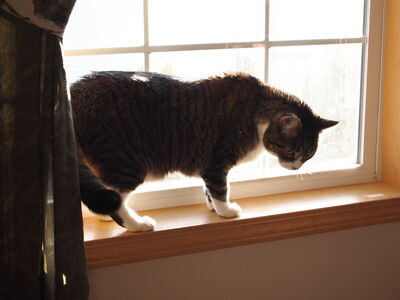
[382,0,400,186]
[89,222,400,300]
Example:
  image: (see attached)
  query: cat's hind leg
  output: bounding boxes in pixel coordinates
[79,143,155,231]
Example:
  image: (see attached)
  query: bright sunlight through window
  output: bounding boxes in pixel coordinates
[63,0,383,209]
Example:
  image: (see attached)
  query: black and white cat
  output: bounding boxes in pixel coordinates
[70,71,338,232]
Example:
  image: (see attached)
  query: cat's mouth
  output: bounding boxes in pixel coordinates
[278,159,303,171]
[266,149,304,170]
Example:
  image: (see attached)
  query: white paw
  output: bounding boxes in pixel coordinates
[213,201,241,218]
[138,216,157,232]
[124,215,156,232]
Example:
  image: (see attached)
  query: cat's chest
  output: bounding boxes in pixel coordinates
[237,122,269,166]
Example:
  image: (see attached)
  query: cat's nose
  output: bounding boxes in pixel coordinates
[278,160,303,171]
[291,160,303,170]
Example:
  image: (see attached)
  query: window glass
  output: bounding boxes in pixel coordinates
[269,44,363,166]
[269,0,365,40]
[64,54,144,84]
[63,0,144,49]
[150,48,265,80]
[148,0,265,45]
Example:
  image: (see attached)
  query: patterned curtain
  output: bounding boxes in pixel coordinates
[0,1,88,299]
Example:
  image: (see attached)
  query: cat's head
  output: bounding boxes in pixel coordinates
[263,112,338,170]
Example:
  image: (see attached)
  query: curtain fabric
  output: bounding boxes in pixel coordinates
[0,1,88,299]
[0,0,75,37]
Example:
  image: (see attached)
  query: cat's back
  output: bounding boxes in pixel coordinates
[70,71,186,135]
[70,71,183,110]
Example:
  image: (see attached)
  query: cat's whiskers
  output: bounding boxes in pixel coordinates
[295,173,304,182]
[299,173,304,181]
[302,167,313,176]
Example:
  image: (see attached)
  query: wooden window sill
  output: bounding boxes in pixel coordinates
[84,182,400,269]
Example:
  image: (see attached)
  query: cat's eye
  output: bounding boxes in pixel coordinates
[270,142,282,151]
[304,148,317,160]
[304,153,313,160]
[284,149,294,157]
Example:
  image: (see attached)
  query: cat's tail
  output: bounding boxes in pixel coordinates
[77,149,122,215]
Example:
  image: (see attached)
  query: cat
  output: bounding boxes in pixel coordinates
[70,71,338,232]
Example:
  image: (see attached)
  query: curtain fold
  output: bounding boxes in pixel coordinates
[0,1,88,299]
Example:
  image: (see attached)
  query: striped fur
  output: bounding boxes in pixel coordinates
[70,71,337,231]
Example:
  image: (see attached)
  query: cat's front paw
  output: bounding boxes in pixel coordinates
[213,201,241,218]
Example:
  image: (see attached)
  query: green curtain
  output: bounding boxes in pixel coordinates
[0,2,88,299]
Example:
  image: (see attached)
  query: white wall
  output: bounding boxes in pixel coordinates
[89,222,400,300]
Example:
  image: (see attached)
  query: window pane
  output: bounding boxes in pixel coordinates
[268,44,363,167]
[63,0,144,49]
[148,0,265,45]
[64,54,144,84]
[269,0,365,40]
[150,48,265,80]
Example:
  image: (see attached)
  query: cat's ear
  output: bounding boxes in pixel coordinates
[280,114,302,137]
[318,118,339,131]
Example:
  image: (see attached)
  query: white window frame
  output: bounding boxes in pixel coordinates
[65,0,385,212]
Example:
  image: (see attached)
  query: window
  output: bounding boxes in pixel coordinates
[63,0,384,211]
